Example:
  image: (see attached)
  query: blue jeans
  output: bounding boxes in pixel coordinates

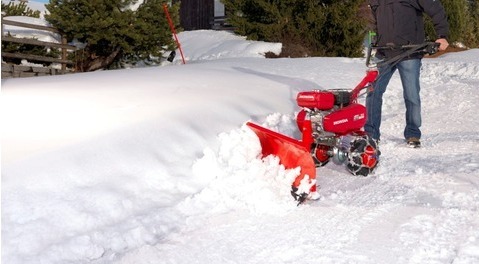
[364,59,422,141]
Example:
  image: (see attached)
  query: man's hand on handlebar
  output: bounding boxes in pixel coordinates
[436,38,449,51]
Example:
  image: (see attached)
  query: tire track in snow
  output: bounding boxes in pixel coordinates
[145,54,479,264]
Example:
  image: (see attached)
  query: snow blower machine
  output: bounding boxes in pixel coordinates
[246,42,440,205]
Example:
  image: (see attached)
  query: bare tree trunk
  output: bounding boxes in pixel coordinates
[84,47,122,72]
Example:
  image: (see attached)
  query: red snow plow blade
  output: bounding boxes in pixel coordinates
[246,122,316,192]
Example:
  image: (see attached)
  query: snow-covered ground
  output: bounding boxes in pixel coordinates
[2,7,479,264]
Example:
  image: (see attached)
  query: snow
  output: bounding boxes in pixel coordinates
[2,11,479,264]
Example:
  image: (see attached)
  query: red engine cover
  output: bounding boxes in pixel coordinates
[323,104,366,134]
[297,91,335,110]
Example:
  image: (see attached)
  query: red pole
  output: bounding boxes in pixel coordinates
[163,4,186,64]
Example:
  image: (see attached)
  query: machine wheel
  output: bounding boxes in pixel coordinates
[311,143,331,167]
[346,135,379,176]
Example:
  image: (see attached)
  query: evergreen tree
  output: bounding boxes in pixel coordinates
[45,0,180,72]
[1,2,41,17]
[221,0,367,57]
[464,0,479,48]
[319,1,367,57]
[131,0,181,65]
[425,0,478,48]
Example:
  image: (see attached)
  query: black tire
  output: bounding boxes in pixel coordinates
[346,135,379,176]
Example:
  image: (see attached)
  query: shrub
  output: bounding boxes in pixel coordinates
[45,0,181,71]
[221,0,367,58]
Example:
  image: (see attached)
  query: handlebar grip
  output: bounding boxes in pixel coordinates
[425,42,440,55]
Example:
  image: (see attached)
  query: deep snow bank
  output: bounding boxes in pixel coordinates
[2,32,479,263]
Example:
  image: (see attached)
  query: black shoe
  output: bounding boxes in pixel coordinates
[406,137,421,148]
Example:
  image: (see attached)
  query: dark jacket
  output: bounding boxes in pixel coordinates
[369,0,449,59]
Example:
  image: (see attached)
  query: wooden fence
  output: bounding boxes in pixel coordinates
[1,17,76,78]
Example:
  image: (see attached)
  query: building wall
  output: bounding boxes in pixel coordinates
[176,0,214,30]
[214,0,225,17]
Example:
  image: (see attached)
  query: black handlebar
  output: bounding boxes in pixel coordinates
[373,42,439,54]
[366,42,440,67]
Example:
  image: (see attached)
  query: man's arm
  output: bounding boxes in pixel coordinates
[417,0,450,50]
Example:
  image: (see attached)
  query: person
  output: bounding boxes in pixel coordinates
[365,0,449,148]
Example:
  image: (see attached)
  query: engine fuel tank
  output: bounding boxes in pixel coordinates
[296,91,335,110]
[323,104,366,134]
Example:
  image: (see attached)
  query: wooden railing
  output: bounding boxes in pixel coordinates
[1,16,77,77]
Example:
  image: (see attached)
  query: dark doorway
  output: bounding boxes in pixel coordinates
[175,0,214,30]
